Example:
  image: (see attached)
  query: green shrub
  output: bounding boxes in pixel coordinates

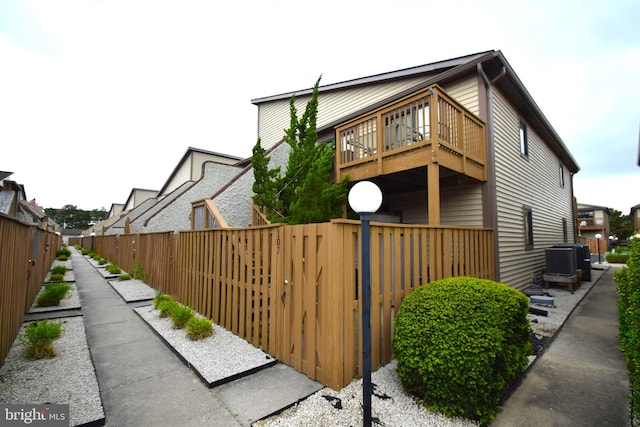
[51,265,67,275]
[615,239,640,422]
[186,317,213,340]
[91,253,101,260]
[118,274,131,281]
[49,273,65,282]
[81,249,90,256]
[106,264,122,274]
[37,283,72,307]
[607,252,629,264]
[55,247,71,258]
[98,258,107,265]
[19,319,63,359]
[133,263,148,282]
[153,293,173,308]
[393,276,532,423]
[158,300,179,318]
[171,304,194,329]
[57,255,68,261]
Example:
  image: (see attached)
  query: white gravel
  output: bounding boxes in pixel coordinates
[108,278,157,301]
[135,305,275,386]
[0,317,105,427]
[27,284,81,313]
[255,278,598,427]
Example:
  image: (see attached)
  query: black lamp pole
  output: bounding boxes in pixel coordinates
[360,211,372,427]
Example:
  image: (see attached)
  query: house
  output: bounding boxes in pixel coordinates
[0,171,60,233]
[577,203,610,253]
[631,203,640,235]
[245,50,580,289]
[87,147,246,235]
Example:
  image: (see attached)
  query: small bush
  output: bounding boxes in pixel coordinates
[81,249,90,256]
[19,319,63,359]
[171,304,194,329]
[393,277,532,423]
[98,258,107,265]
[55,247,71,258]
[51,265,67,275]
[118,274,131,281]
[91,253,101,260]
[133,263,148,282]
[57,255,68,261]
[186,317,213,340]
[106,264,122,274]
[607,252,629,264]
[153,293,173,308]
[158,300,179,318]
[49,273,65,282]
[37,283,72,307]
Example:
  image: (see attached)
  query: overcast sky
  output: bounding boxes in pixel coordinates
[1,0,638,214]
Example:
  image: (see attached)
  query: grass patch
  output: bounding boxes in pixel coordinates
[37,282,72,307]
[171,304,194,329]
[19,319,63,359]
[186,317,213,340]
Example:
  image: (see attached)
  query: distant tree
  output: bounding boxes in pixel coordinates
[251,76,349,224]
[608,208,634,240]
[44,205,108,229]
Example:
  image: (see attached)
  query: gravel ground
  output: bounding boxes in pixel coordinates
[0,317,105,426]
[255,279,597,427]
[27,284,81,313]
[135,305,276,386]
[107,278,157,301]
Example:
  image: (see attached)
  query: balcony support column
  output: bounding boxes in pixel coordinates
[427,163,441,225]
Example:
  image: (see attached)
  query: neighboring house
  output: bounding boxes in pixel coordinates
[123,188,158,212]
[0,171,60,233]
[577,203,610,252]
[631,203,640,234]
[157,147,245,198]
[244,50,580,289]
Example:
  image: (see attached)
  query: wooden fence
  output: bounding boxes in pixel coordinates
[82,220,493,389]
[0,214,62,365]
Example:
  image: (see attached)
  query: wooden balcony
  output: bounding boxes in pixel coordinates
[335,84,486,183]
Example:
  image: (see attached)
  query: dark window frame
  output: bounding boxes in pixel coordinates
[523,206,534,250]
[519,118,529,157]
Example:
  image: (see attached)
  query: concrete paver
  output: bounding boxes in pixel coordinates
[492,266,630,427]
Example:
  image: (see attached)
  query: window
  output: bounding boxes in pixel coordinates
[523,207,533,249]
[519,119,529,157]
[559,163,565,187]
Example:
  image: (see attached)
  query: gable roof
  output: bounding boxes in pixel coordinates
[252,50,579,174]
[158,147,245,196]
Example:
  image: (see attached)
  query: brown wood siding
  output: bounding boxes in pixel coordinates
[493,90,575,288]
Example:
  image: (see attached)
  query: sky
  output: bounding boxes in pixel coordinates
[1,0,639,214]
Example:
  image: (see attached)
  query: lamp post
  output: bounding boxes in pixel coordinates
[348,181,383,427]
[595,233,602,264]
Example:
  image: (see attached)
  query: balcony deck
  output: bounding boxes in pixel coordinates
[335,85,486,183]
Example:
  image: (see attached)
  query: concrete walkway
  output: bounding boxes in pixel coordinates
[492,266,630,427]
[72,249,242,426]
[72,247,322,427]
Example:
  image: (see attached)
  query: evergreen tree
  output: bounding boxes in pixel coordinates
[251,76,349,224]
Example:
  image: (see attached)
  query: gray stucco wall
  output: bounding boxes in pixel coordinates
[215,142,291,227]
[143,161,242,233]
[131,181,195,233]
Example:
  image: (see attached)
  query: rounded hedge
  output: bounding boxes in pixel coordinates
[393,276,532,423]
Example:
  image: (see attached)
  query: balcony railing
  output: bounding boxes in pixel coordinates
[335,85,486,182]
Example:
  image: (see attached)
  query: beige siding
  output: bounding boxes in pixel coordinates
[379,182,483,227]
[493,90,575,289]
[442,76,480,116]
[440,183,483,227]
[257,77,426,150]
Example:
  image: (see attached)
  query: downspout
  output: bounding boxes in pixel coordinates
[478,62,506,281]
